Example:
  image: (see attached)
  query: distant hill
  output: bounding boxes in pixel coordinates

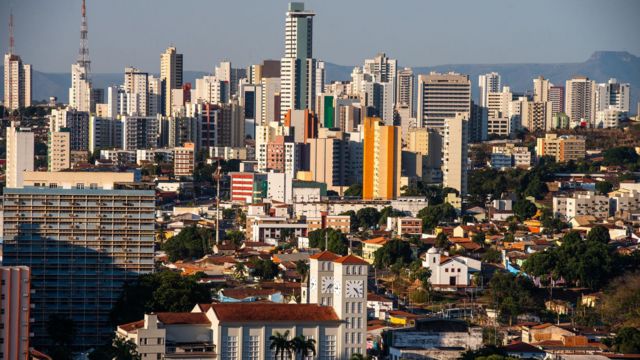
[326,51,640,114]
[2,51,638,114]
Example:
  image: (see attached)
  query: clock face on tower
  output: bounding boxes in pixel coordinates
[345,280,364,298]
[321,276,334,294]
[310,276,317,291]
[333,279,342,295]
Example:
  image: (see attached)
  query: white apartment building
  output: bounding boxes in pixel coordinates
[6,123,34,189]
[69,62,92,112]
[4,53,32,110]
[442,113,469,195]
[595,78,630,114]
[565,76,596,125]
[608,189,640,216]
[491,144,531,169]
[553,191,609,220]
[417,72,471,130]
[595,107,625,128]
[478,72,501,108]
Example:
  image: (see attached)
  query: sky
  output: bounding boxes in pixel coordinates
[1,0,639,73]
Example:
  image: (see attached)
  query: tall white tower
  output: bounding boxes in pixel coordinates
[6,123,34,188]
[4,10,32,111]
[306,251,369,358]
[280,2,316,119]
[478,72,501,108]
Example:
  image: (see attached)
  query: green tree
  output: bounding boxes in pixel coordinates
[308,228,348,255]
[611,327,640,354]
[233,262,247,281]
[269,330,293,360]
[601,273,640,329]
[224,230,245,245]
[418,203,457,231]
[295,260,309,281]
[586,225,611,244]
[378,206,406,226]
[595,180,614,195]
[523,178,548,200]
[110,271,211,325]
[603,146,639,166]
[161,225,213,262]
[356,207,381,229]
[435,232,449,249]
[290,334,316,359]
[513,199,537,220]
[251,258,280,280]
[344,183,362,197]
[481,248,503,264]
[488,272,540,326]
[373,239,413,269]
[472,232,486,247]
[111,337,142,360]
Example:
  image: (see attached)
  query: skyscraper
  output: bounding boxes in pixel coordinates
[280,2,316,119]
[533,76,550,102]
[549,86,565,115]
[3,10,32,110]
[478,72,501,108]
[69,0,92,112]
[362,117,401,200]
[1,172,155,350]
[6,122,34,189]
[565,76,596,125]
[595,78,630,114]
[417,72,471,130]
[160,46,184,116]
[396,67,414,113]
[442,113,469,195]
[363,53,397,102]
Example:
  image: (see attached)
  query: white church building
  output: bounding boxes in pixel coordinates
[422,247,481,289]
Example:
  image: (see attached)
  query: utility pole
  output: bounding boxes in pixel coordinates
[214,160,222,246]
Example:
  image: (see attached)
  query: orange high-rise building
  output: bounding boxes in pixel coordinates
[362,117,401,200]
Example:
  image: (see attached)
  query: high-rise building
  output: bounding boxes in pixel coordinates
[565,76,596,125]
[307,129,358,194]
[49,108,90,151]
[549,86,565,115]
[0,266,31,360]
[478,72,501,108]
[280,2,316,119]
[122,116,159,150]
[363,53,397,103]
[284,109,318,143]
[521,99,553,131]
[1,172,155,350]
[48,130,71,171]
[536,133,586,162]
[217,99,245,148]
[194,75,229,105]
[417,72,471,130]
[261,77,281,125]
[3,10,32,111]
[174,142,195,177]
[487,86,513,118]
[362,117,401,200]
[361,81,394,125]
[595,78,630,114]
[89,116,123,152]
[160,46,183,116]
[442,113,469,195]
[6,123,34,188]
[396,67,414,114]
[533,76,550,102]
[69,0,92,112]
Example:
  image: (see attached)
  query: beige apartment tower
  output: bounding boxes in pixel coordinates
[4,54,32,110]
[160,46,183,116]
[48,131,71,172]
[442,113,469,195]
[565,76,596,125]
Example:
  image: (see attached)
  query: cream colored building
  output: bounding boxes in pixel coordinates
[4,53,32,110]
[533,76,550,102]
[69,62,92,112]
[536,133,586,162]
[160,46,183,116]
[521,99,553,131]
[553,191,609,220]
[442,113,469,195]
[361,237,389,264]
[417,72,471,129]
[491,143,531,169]
[566,76,596,125]
[6,123,34,189]
[48,131,71,172]
[174,142,195,177]
[20,171,134,189]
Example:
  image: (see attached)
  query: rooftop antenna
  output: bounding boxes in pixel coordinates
[8,7,14,54]
[77,0,91,75]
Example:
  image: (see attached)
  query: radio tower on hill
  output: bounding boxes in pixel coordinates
[77,0,90,74]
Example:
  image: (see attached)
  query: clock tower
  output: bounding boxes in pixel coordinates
[307,251,340,306]
[333,254,369,358]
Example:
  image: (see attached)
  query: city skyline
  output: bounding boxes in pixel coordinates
[1,0,639,73]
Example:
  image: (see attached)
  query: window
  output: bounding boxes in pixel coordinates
[49,183,58,188]
[245,335,259,360]
[222,336,238,360]
[90,183,98,189]
[303,336,315,360]
[321,335,336,360]
[357,302,363,314]
[76,183,85,189]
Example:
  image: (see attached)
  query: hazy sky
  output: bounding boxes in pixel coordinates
[1,0,639,73]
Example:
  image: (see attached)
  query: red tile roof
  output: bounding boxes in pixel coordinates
[210,303,340,322]
[156,312,210,325]
[309,251,340,261]
[221,288,278,299]
[362,237,388,245]
[333,254,369,265]
[118,319,144,332]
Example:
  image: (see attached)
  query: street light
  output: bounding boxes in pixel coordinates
[213,161,222,246]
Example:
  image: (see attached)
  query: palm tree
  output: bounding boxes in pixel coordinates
[232,262,247,281]
[290,335,316,360]
[349,354,370,360]
[269,330,292,360]
[295,260,309,282]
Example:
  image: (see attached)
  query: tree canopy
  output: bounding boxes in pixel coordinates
[513,199,537,220]
[603,146,639,166]
[110,271,211,325]
[488,272,541,325]
[308,228,348,255]
[373,239,413,269]
[418,203,457,231]
[161,225,213,262]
